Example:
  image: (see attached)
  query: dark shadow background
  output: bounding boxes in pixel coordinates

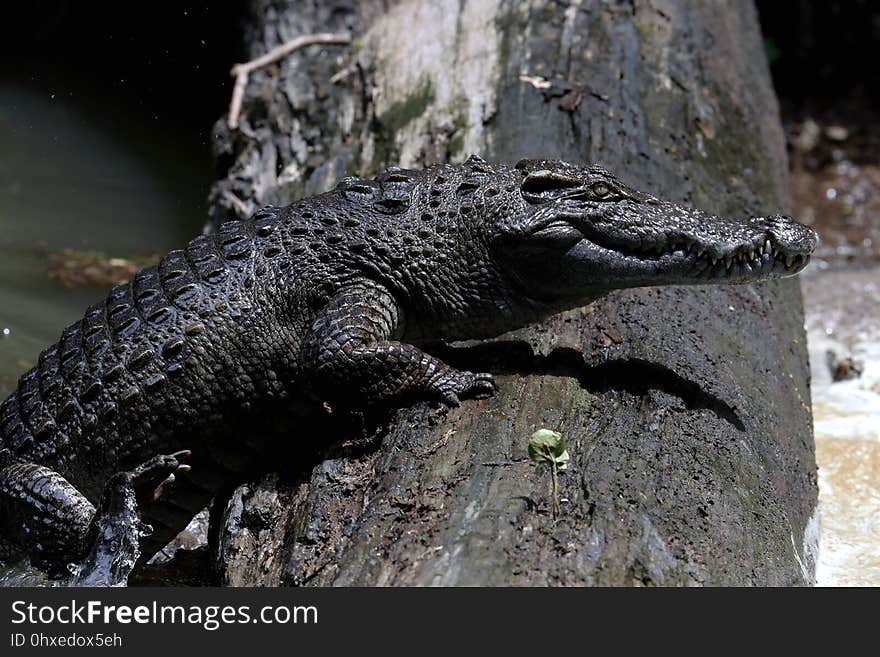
[1,1,248,179]
[758,0,880,108]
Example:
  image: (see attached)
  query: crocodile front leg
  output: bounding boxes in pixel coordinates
[0,449,190,580]
[302,282,496,406]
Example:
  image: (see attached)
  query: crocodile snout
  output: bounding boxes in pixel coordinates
[766,214,819,256]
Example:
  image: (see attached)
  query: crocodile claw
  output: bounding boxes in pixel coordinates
[130,450,193,505]
[434,371,498,407]
[463,372,498,399]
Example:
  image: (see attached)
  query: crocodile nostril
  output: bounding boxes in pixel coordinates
[765,218,819,256]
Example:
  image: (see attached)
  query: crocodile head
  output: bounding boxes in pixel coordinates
[490,158,818,304]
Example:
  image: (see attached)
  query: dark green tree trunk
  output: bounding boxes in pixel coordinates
[208,0,818,586]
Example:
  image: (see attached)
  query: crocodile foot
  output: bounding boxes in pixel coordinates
[70,450,194,586]
[433,371,498,407]
[130,449,192,505]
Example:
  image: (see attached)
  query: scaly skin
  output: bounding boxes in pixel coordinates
[0,156,818,577]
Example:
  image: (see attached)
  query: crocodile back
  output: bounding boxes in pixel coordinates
[0,207,300,500]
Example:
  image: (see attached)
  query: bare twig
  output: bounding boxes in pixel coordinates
[227,32,352,130]
[222,190,253,218]
[519,74,552,90]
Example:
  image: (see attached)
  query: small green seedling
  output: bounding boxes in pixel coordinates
[528,429,569,518]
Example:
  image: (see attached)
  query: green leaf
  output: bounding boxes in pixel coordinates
[528,429,569,469]
[555,448,570,471]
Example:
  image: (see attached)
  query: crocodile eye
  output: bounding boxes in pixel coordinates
[591,182,611,198]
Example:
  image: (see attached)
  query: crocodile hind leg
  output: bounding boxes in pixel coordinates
[0,449,190,580]
[71,451,191,586]
[0,457,95,576]
[302,281,497,406]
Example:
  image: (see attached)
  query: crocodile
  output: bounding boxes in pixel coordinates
[0,155,817,579]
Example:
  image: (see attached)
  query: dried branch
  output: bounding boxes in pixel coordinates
[227,32,352,130]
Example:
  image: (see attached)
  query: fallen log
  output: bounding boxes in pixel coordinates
[207,0,818,586]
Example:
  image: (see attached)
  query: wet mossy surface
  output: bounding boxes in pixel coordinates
[369,77,435,170]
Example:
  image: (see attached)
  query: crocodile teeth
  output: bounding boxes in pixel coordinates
[748,249,755,260]
[785,255,794,268]
[724,256,733,269]
[710,257,718,266]
[765,239,772,256]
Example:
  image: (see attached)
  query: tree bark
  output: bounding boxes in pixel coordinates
[208,0,818,586]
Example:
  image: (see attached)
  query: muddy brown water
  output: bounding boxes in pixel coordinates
[801,266,880,586]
